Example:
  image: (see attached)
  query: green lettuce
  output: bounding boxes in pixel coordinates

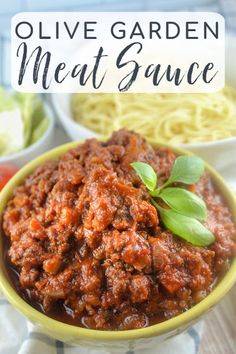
[0,88,49,157]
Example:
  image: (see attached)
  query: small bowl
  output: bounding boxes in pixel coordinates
[0,102,55,168]
[0,141,236,351]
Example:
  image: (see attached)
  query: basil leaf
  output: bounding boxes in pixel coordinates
[169,156,205,184]
[131,162,157,191]
[159,187,207,220]
[157,206,215,246]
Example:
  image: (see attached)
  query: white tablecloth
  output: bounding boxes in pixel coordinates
[0,291,203,354]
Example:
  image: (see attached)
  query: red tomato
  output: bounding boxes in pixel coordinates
[0,165,18,191]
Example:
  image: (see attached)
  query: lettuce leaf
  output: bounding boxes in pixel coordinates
[0,88,49,157]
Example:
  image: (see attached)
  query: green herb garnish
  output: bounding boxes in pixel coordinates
[158,187,207,221]
[130,156,215,247]
[131,161,157,191]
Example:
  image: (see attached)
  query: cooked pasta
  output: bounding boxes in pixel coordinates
[71,86,236,144]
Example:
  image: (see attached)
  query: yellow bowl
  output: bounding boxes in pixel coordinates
[0,141,236,351]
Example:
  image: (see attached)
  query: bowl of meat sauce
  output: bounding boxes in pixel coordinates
[0,130,236,351]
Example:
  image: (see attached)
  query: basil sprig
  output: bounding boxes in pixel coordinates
[131,156,215,246]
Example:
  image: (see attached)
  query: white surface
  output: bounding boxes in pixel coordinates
[11,13,225,93]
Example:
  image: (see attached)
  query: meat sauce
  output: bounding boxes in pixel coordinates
[2,130,236,330]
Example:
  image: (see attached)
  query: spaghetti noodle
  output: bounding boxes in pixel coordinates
[71,86,236,144]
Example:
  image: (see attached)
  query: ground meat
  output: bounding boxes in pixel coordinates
[3,129,236,330]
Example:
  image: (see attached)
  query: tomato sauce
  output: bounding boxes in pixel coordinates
[0,165,18,191]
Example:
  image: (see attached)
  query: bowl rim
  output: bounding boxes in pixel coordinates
[0,140,236,342]
[0,102,54,164]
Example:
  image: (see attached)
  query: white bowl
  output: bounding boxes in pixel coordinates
[51,93,97,141]
[0,103,55,167]
[51,36,236,184]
